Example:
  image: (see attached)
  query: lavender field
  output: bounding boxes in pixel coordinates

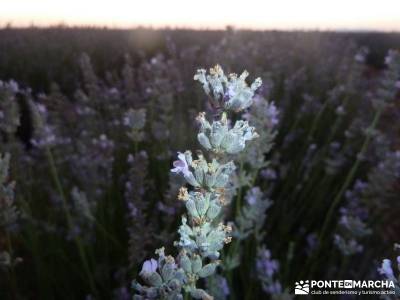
[0,28,399,299]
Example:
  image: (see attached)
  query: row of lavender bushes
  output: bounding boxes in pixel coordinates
[0,31,400,299]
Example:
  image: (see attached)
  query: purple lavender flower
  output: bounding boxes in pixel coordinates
[157,202,176,216]
[385,54,393,65]
[256,246,283,295]
[265,281,282,294]
[205,274,230,299]
[127,202,138,218]
[354,47,369,63]
[139,258,158,277]
[306,233,318,255]
[245,187,262,205]
[113,287,130,300]
[256,249,279,277]
[219,276,230,296]
[7,80,19,93]
[265,101,279,128]
[378,259,394,279]
[260,168,277,180]
[335,105,345,116]
[171,152,190,177]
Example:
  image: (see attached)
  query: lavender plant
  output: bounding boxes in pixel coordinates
[125,151,154,266]
[0,153,19,270]
[205,274,230,300]
[316,50,400,255]
[256,246,287,298]
[133,65,261,299]
[0,153,18,232]
[0,80,20,137]
[68,187,96,242]
[378,244,400,296]
[235,187,272,241]
[124,108,147,144]
[0,30,400,299]
[334,180,371,256]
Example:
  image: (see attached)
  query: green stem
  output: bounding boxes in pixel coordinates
[235,160,244,216]
[318,108,382,244]
[6,232,17,300]
[227,271,236,300]
[325,95,350,144]
[183,291,190,300]
[305,100,329,142]
[94,219,125,251]
[45,147,97,295]
[307,107,383,276]
[338,256,349,279]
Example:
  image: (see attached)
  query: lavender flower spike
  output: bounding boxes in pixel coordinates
[133,66,262,299]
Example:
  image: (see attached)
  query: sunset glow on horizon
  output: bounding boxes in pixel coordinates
[1,0,400,31]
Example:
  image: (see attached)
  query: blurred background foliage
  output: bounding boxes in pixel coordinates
[0,27,399,299]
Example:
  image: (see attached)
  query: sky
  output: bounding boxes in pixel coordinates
[0,0,399,31]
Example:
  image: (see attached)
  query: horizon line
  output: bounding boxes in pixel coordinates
[1,22,400,34]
